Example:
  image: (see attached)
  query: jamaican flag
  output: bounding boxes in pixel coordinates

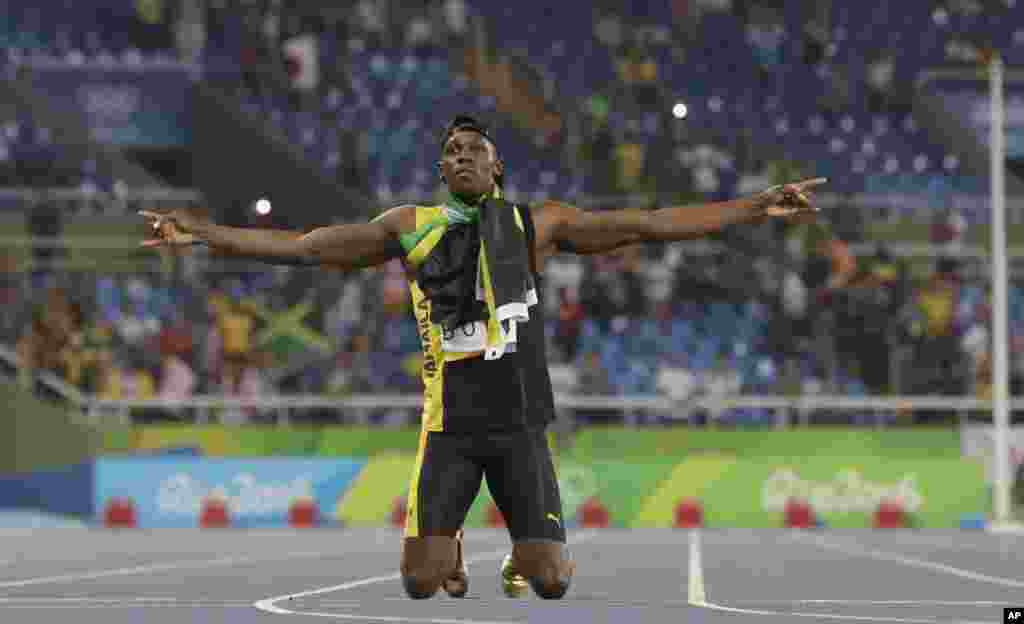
[247,299,332,360]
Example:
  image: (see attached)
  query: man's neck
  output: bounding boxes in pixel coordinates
[448,186,493,208]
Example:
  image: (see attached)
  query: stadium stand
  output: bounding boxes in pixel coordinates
[2,0,1024,427]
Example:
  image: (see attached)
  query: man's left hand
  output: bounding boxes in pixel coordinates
[756,177,827,219]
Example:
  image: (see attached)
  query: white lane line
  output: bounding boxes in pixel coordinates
[253,529,599,624]
[0,597,251,604]
[793,533,1024,589]
[0,529,86,537]
[731,600,1007,607]
[0,598,195,603]
[987,522,1024,535]
[686,530,963,624]
[0,604,250,609]
[695,601,968,623]
[0,551,330,589]
[686,529,705,605]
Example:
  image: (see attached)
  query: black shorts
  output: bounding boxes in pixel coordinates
[404,426,566,543]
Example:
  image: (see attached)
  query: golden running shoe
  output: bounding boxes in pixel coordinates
[442,530,468,598]
[500,553,529,598]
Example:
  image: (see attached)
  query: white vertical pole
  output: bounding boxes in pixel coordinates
[990,54,1011,525]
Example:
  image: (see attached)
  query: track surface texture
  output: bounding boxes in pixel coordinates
[0,528,1019,623]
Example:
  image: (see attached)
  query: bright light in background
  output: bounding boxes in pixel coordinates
[672,102,688,119]
[254,198,272,215]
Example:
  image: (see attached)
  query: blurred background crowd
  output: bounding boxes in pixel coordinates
[2,0,1023,427]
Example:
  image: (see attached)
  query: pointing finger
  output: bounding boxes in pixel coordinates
[793,177,828,191]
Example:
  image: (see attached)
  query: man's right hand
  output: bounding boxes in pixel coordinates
[139,208,209,247]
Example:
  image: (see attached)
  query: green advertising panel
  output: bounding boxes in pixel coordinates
[464,455,987,529]
[571,428,962,461]
[691,456,988,529]
[102,427,963,460]
[99,426,987,528]
[335,453,416,527]
[459,457,679,528]
[101,426,423,457]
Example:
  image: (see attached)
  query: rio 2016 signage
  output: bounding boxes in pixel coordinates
[94,458,365,528]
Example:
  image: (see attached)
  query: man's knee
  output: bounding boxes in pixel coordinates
[520,549,574,600]
[402,570,444,599]
[401,536,457,600]
[529,572,571,600]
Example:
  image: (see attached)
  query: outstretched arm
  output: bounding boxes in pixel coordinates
[535,179,826,257]
[140,205,413,270]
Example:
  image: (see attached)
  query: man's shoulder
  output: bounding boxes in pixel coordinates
[532,198,570,211]
[374,203,423,220]
[525,198,574,223]
[372,204,431,234]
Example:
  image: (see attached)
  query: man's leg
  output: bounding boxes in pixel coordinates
[443,528,468,597]
[401,535,458,599]
[485,427,574,600]
[510,541,575,600]
[401,430,481,599]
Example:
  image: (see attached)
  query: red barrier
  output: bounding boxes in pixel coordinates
[578,497,611,528]
[784,498,815,529]
[289,497,318,528]
[673,498,703,529]
[874,499,907,529]
[391,496,408,528]
[103,497,137,529]
[199,497,230,528]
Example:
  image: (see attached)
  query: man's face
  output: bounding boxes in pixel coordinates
[439,129,502,197]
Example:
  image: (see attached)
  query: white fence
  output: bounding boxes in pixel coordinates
[77,394,1018,427]
[1,344,1012,428]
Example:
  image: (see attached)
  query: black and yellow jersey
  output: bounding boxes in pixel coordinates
[398,201,555,434]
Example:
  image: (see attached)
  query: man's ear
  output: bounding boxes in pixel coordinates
[493,158,504,180]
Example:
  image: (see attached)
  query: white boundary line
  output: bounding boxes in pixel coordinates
[731,600,1008,607]
[0,551,329,589]
[792,533,1024,589]
[686,530,983,624]
[685,529,705,605]
[252,530,598,624]
[988,522,1024,535]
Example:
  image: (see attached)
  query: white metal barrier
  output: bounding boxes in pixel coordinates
[0,344,1013,427]
[78,393,1015,427]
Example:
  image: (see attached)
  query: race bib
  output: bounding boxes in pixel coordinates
[441,320,488,353]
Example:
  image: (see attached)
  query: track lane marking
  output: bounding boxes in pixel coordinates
[732,600,1009,606]
[687,530,981,623]
[686,529,705,605]
[253,530,598,624]
[792,533,1024,589]
[0,551,332,589]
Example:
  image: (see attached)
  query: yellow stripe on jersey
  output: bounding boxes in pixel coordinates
[409,279,446,432]
[403,428,430,538]
[404,205,447,269]
[513,204,524,232]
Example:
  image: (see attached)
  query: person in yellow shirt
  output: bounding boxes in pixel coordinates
[218,300,254,390]
[910,261,966,411]
[917,269,957,338]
